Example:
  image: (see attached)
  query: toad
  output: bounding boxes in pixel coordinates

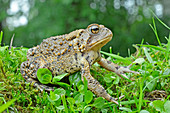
[20,24,138,105]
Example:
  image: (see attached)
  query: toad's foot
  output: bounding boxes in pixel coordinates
[98,58,139,79]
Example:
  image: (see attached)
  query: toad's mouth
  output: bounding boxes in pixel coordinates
[87,34,112,50]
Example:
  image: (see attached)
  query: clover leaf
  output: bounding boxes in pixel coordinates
[37,68,52,84]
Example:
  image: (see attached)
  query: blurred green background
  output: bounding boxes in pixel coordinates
[0,0,169,56]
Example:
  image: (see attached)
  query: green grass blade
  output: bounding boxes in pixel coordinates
[143,47,154,64]
[0,99,16,113]
[137,44,165,52]
[109,47,112,54]
[105,99,150,106]
[100,51,131,63]
[166,33,170,58]
[61,95,68,113]
[0,31,3,47]
[150,10,170,30]
[134,38,145,57]
[150,17,162,47]
[138,78,143,112]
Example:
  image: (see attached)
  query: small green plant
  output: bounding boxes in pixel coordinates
[37,68,70,89]
[149,100,170,113]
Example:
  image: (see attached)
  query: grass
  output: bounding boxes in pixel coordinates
[0,17,170,113]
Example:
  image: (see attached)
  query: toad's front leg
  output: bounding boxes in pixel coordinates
[98,58,139,79]
[80,58,120,105]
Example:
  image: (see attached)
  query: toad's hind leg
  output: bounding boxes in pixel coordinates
[26,77,54,92]
[20,61,36,79]
[80,58,120,105]
[20,61,54,91]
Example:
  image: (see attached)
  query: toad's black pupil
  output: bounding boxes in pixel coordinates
[91,26,99,31]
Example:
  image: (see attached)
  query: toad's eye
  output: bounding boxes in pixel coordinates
[89,25,99,34]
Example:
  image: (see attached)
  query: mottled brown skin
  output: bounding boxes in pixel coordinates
[20,24,139,105]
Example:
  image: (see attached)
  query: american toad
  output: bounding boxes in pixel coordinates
[20,24,138,105]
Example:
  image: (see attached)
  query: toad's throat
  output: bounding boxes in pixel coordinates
[87,35,112,50]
